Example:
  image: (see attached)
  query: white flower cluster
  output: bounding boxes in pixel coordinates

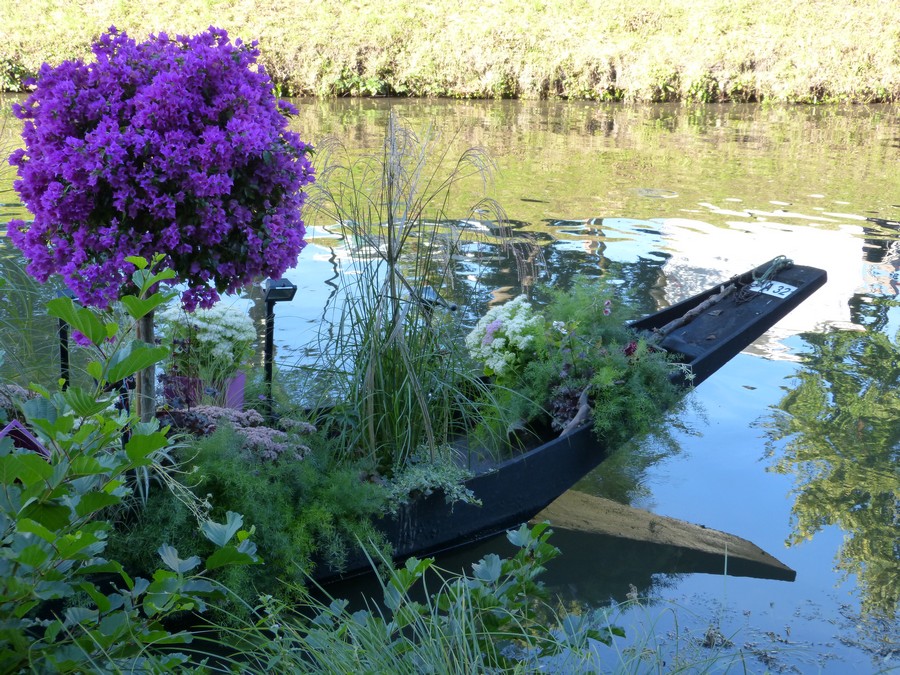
[159,303,256,371]
[465,295,544,377]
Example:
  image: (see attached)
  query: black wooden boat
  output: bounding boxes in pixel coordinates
[318,257,827,582]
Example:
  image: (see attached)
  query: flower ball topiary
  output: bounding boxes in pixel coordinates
[7,26,314,310]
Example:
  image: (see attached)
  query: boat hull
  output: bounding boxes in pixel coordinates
[319,258,827,582]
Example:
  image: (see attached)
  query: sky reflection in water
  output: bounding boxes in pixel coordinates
[280,101,899,673]
[2,100,898,672]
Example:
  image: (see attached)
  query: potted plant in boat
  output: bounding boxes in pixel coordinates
[157,302,257,408]
[465,278,685,452]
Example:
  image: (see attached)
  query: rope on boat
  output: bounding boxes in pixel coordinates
[649,255,795,341]
[734,255,794,304]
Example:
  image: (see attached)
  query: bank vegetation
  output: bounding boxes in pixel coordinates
[1,0,898,103]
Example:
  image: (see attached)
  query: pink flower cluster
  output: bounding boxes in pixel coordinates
[188,405,312,461]
[235,425,293,462]
[7,26,314,309]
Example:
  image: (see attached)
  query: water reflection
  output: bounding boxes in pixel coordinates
[0,250,67,386]
[2,99,899,669]
[762,319,900,618]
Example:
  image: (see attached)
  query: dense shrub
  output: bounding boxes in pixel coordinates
[109,424,390,603]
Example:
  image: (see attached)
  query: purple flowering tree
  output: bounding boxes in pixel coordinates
[8,26,314,420]
[7,26,314,311]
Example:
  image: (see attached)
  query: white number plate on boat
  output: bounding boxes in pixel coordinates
[748,280,797,299]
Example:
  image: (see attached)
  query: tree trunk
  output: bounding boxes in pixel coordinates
[135,312,156,423]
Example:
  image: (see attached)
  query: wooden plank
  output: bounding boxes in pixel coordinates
[535,491,796,582]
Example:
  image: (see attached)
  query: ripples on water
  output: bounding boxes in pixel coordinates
[1,101,898,672]
[269,102,900,673]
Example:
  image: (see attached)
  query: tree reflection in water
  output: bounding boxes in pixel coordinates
[763,309,900,618]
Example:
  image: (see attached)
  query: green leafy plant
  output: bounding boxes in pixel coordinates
[0,259,260,672]
[384,447,481,516]
[470,276,686,449]
[205,523,625,673]
[542,278,685,445]
[109,422,390,602]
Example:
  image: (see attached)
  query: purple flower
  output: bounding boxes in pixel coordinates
[482,318,503,345]
[71,331,94,347]
[7,26,315,310]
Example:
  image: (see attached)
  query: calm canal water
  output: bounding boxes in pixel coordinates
[2,99,898,672]
[286,100,899,674]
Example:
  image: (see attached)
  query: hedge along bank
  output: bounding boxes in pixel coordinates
[1,1,898,102]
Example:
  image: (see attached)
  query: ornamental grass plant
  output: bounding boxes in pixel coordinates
[0,249,64,389]
[0,127,65,389]
[302,112,685,478]
[305,112,511,474]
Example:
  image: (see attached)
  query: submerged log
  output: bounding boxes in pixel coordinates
[534,490,796,582]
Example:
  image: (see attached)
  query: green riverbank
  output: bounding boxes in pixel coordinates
[1,0,898,103]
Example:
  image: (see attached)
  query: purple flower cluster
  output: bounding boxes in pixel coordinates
[7,26,314,309]
[482,318,503,346]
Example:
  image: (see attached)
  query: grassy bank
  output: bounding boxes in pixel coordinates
[1,0,898,103]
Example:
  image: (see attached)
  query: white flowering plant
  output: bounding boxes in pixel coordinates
[158,303,257,388]
[466,280,685,449]
[465,295,545,382]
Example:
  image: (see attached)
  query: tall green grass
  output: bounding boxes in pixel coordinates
[1,0,897,102]
[146,522,814,674]
[0,249,62,388]
[172,523,620,673]
[0,121,67,388]
[304,112,510,472]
